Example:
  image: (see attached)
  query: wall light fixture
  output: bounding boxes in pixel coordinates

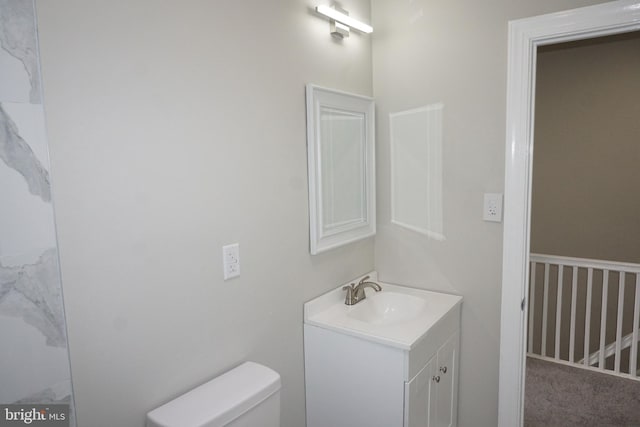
[315,5,373,38]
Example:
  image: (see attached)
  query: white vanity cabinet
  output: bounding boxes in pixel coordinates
[304,279,461,427]
[405,331,459,427]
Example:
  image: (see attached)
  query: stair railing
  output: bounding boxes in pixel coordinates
[528,253,640,380]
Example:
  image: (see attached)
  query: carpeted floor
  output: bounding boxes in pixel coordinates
[525,357,640,427]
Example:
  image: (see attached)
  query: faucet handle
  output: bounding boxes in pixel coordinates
[358,275,370,285]
[342,284,356,305]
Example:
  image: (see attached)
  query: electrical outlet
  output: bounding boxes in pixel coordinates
[222,243,240,280]
[483,193,503,222]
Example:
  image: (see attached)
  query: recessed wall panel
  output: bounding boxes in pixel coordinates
[390,104,444,240]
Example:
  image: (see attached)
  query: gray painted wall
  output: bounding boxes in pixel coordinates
[11,0,629,426]
[532,32,640,264]
[35,1,373,426]
[530,31,640,372]
[371,0,609,426]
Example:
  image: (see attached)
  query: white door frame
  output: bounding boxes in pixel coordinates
[498,1,640,425]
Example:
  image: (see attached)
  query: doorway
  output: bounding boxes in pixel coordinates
[524,31,640,426]
[498,2,640,426]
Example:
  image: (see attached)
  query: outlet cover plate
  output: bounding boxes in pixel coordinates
[222,243,240,280]
[483,193,503,222]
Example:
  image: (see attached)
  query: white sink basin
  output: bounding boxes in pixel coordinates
[304,273,462,349]
[347,292,427,325]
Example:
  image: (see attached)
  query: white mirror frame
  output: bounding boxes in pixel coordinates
[306,84,375,255]
[499,2,640,426]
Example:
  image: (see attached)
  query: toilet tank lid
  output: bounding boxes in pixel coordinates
[146,361,281,427]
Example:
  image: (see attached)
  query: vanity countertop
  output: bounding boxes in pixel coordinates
[304,273,462,350]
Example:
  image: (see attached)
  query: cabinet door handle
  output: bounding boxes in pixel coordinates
[433,375,440,383]
[440,366,447,374]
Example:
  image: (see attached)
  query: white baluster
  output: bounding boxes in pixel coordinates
[599,270,609,369]
[555,265,563,361]
[529,262,536,354]
[569,266,578,363]
[631,274,640,377]
[542,263,550,357]
[584,268,593,367]
[615,272,625,373]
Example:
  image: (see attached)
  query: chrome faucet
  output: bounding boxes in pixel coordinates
[342,275,382,305]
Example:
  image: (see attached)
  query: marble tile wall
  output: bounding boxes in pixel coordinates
[0,0,75,421]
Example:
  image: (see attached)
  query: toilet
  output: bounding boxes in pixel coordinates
[146,361,281,427]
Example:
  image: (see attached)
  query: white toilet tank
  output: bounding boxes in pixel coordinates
[146,361,281,427]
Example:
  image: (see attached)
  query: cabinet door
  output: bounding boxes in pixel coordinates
[434,332,459,427]
[404,355,436,427]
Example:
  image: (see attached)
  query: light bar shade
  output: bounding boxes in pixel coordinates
[315,5,373,33]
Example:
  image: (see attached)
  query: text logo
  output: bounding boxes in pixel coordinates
[0,405,69,426]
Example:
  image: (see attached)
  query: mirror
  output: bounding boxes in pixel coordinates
[306,84,375,254]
